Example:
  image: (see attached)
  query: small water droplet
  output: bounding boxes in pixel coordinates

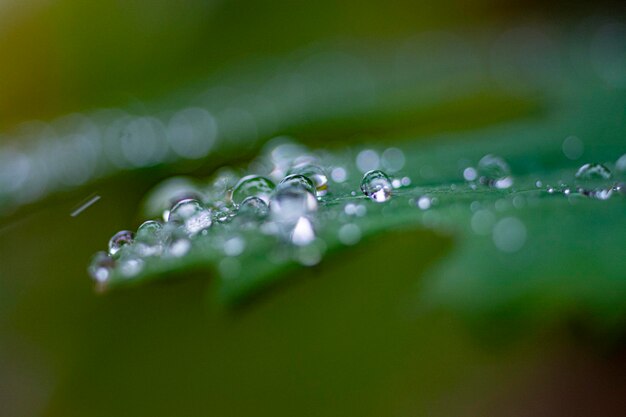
[477,154,513,189]
[88,251,115,283]
[108,230,135,257]
[238,196,269,219]
[135,220,163,256]
[231,175,275,205]
[360,170,392,203]
[168,198,212,236]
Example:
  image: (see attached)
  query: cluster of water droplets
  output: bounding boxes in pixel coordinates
[89,141,410,286]
[90,142,626,285]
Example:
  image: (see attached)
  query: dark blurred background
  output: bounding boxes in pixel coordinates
[1,1,625,416]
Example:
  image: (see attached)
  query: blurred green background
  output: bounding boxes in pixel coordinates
[1,1,626,416]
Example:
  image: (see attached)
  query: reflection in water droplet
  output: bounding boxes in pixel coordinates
[88,251,115,283]
[231,175,275,205]
[492,217,527,253]
[477,154,513,189]
[108,230,135,256]
[291,216,316,246]
[360,170,392,202]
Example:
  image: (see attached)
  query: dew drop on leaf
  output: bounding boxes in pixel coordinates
[108,230,135,257]
[279,174,316,195]
[88,251,115,283]
[168,198,212,236]
[575,163,612,180]
[360,170,392,203]
[477,154,513,189]
[238,196,269,219]
[231,175,275,205]
[287,162,328,197]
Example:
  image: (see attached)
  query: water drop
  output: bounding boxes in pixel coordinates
[135,220,163,256]
[575,163,612,180]
[231,175,275,205]
[360,170,392,203]
[288,162,328,197]
[270,183,318,223]
[238,196,269,219]
[168,198,212,236]
[477,154,513,189]
[88,251,115,283]
[108,230,135,257]
[279,174,316,195]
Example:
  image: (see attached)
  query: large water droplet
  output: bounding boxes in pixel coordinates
[88,251,115,283]
[168,198,212,236]
[135,220,163,256]
[287,161,328,197]
[108,230,135,257]
[575,163,612,180]
[270,183,318,222]
[238,196,269,219]
[360,170,392,202]
[231,175,275,205]
[477,154,513,189]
